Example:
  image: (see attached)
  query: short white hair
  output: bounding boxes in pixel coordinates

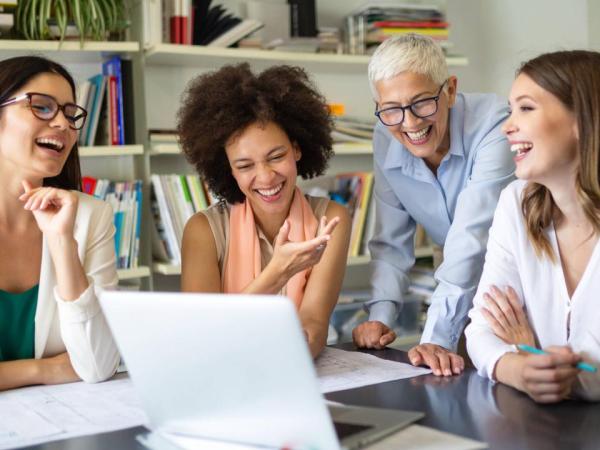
[368,34,448,100]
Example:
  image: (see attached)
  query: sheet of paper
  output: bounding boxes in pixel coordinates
[0,376,147,450]
[316,347,431,393]
[368,424,487,450]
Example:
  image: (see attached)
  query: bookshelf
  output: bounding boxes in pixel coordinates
[79,145,144,157]
[0,41,139,63]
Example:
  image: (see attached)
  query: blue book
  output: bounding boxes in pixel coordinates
[102,56,125,145]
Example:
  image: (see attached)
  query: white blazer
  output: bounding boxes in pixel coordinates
[35,191,120,383]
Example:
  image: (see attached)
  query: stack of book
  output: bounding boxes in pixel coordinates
[82,177,143,270]
[76,56,135,147]
[332,116,375,144]
[151,173,215,265]
[345,3,448,55]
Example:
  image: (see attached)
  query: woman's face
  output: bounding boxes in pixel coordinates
[0,72,77,181]
[502,73,579,185]
[225,121,301,218]
[374,71,456,169]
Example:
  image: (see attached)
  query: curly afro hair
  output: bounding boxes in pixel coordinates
[177,63,333,204]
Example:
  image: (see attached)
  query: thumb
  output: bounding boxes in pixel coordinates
[21,179,33,193]
[275,219,290,247]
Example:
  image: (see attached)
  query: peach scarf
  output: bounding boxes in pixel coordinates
[223,188,318,308]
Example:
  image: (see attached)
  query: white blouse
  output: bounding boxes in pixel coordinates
[465,180,600,401]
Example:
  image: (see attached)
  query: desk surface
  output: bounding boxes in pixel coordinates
[21,344,600,450]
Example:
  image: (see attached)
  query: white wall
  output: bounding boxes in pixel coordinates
[448,0,590,96]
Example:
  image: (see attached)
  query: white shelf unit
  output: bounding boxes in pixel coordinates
[79,145,144,157]
[0,41,140,63]
[117,266,151,280]
[150,142,373,156]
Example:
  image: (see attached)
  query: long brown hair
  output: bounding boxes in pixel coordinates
[0,56,82,191]
[518,51,600,260]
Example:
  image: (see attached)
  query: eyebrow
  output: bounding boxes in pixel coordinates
[514,94,536,102]
[232,145,287,163]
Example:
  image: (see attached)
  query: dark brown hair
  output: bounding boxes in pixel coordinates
[518,50,600,260]
[177,63,333,203]
[0,56,81,191]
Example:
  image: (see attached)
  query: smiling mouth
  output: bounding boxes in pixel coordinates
[255,182,284,198]
[405,126,432,144]
[511,142,533,156]
[35,137,65,152]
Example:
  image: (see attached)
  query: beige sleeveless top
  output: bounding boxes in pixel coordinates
[202,195,330,294]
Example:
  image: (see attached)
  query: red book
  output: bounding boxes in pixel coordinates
[170,17,182,43]
[372,21,449,29]
[82,176,97,196]
[109,76,119,145]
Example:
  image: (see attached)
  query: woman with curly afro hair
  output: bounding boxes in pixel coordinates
[177,63,350,358]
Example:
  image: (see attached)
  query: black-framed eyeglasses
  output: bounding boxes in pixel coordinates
[374,80,447,127]
[0,92,87,130]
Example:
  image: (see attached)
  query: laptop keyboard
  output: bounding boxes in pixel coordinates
[333,422,373,439]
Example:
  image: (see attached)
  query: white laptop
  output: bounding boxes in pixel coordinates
[99,291,423,450]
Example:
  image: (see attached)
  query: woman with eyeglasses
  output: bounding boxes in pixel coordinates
[352,34,515,377]
[177,63,350,358]
[0,56,119,390]
[466,50,600,402]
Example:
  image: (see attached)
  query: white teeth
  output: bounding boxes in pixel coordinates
[406,127,430,141]
[257,183,283,196]
[510,143,533,153]
[36,137,64,150]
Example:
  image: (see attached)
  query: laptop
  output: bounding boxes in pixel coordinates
[99,291,423,450]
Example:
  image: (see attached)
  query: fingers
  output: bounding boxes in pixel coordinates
[505,286,527,325]
[21,179,33,193]
[318,216,340,237]
[353,321,390,349]
[487,285,519,329]
[379,329,397,347]
[481,307,509,341]
[275,219,291,247]
[408,344,463,376]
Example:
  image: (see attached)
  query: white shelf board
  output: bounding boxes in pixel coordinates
[333,142,372,155]
[79,145,144,157]
[149,143,181,155]
[117,266,151,280]
[151,142,372,156]
[145,44,468,71]
[0,40,139,62]
[347,245,434,267]
[153,262,182,275]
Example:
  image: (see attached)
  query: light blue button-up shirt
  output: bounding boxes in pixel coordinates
[366,92,515,352]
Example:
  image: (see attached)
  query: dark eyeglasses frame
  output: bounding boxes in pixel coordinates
[0,92,88,130]
[374,80,448,127]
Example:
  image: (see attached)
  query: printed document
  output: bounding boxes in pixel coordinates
[0,376,146,450]
[316,347,431,393]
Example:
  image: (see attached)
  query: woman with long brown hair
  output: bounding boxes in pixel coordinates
[0,56,119,390]
[466,50,600,402]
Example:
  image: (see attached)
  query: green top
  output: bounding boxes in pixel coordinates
[0,285,38,361]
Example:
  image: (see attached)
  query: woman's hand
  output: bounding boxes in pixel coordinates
[19,180,78,238]
[271,216,340,282]
[482,285,535,347]
[517,346,581,403]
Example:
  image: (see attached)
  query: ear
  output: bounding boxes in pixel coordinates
[293,142,302,161]
[446,76,458,108]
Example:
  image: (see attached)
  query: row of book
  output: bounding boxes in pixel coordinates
[151,173,216,265]
[82,177,143,270]
[76,56,135,147]
[154,0,263,47]
[345,3,449,55]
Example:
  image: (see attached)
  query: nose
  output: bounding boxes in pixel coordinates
[48,108,70,130]
[256,162,276,182]
[402,107,424,129]
[501,114,516,136]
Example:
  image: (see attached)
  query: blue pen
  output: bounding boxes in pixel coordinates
[517,344,598,373]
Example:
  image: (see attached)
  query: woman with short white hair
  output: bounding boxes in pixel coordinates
[353,34,515,377]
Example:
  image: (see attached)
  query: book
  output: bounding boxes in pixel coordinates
[85,74,107,146]
[102,56,125,145]
[207,19,263,47]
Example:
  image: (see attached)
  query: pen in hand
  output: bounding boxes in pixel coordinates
[517,344,598,373]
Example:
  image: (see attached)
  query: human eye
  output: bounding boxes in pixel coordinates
[235,163,253,171]
[519,105,534,112]
[269,152,285,161]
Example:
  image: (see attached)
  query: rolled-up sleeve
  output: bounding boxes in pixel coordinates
[55,201,120,383]
[422,132,514,351]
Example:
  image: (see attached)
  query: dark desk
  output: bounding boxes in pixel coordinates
[22,345,600,450]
